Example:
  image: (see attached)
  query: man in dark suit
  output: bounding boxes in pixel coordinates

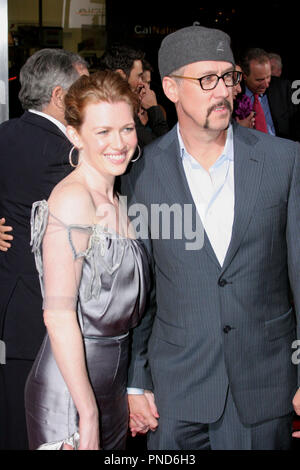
[241,48,300,141]
[0,48,88,449]
[121,26,300,449]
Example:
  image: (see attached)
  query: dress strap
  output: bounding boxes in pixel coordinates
[67,224,93,260]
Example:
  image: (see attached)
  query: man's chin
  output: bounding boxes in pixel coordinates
[205,114,232,131]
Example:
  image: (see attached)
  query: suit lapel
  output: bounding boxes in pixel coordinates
[221,124,264,273]
[154,127,192,207]
[153,126,221,267]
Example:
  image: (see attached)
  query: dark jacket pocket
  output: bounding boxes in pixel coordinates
[153,316,186,347]
[264,307,296,341]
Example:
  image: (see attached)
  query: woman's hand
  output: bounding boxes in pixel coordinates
[62,413,100,450]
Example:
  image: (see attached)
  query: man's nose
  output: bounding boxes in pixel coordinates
[214,77,230,97]
[265,78,271,88]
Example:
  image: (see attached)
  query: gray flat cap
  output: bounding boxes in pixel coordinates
[158,26,235,80]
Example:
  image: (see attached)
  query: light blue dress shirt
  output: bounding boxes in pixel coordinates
[178,124,235,266]
[245,86,276,136]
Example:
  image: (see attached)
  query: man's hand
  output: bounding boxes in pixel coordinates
[236,111,256,129]
[140,87,158,110]
[292,388,300,438]
[0,218,13,251]
[137,106,149,126]
[128,392,159,437]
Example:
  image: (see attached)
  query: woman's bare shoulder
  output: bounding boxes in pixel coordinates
[48,180,95,226]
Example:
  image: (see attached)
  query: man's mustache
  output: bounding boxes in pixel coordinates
[207,100,232,117]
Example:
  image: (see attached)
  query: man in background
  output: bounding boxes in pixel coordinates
[242,48,299,140]
[99,44,168,147]
[0,48,88,449]
[268,52,283,77]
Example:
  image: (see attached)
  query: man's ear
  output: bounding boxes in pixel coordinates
[162,77,179,104]
[115,69,127,80]
[52,85,65,111]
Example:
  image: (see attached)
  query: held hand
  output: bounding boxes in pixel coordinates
[292,389,300,438]
[144,390,160,420]
[128,393,159,437]
[0,218,13,251]
[140,88,158,110]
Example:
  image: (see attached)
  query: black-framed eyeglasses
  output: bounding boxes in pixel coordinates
[170,70,242,91]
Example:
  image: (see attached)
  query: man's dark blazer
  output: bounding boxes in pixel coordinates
[266,76,300,141]
[135,106,169,148]
[121,122,300,426]
[0,111,72,360]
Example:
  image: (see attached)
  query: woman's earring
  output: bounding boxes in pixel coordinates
[68,146,79,168]
[131,145,142,163]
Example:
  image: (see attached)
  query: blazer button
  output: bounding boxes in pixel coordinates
[223,325,232,334]
[218,278,228,287]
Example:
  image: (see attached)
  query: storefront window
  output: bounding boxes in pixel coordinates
[8,0,106,118]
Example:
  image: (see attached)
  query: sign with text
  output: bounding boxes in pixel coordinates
[69,0,105,28]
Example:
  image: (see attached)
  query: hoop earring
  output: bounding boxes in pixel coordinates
[69,146,79,168]
[131,145,142,163]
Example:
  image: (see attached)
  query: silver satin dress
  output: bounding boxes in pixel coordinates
[25,200,149,450]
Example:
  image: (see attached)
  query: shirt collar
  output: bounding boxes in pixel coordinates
[245,85,264,99]
[29,109,67,135]
[177,123,234,169]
